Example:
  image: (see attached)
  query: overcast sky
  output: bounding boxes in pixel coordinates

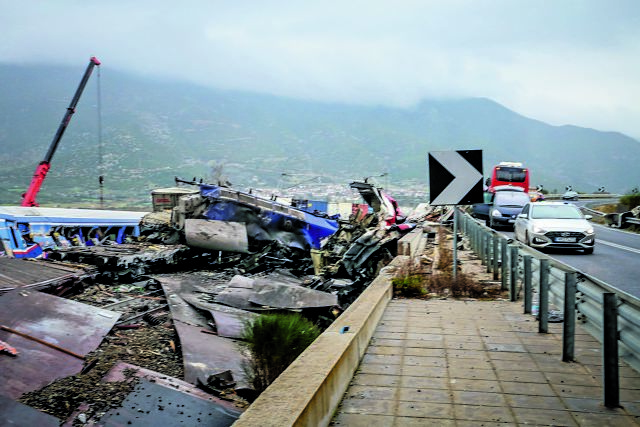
[2,1,639,139]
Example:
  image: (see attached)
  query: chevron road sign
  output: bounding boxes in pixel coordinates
[428,150,484,206]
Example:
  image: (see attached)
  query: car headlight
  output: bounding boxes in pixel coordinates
[532,225,546,234]
[491,210,502,217]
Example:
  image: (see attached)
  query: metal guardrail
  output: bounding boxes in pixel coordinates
[457,209,640,406]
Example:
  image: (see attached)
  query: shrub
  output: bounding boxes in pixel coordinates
[620,192,640,210]
[242,313,320,393]
[393,274,426,297]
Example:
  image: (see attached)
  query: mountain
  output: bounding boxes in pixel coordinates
[1,63,638,207]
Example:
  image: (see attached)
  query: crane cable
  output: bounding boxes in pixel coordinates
[96,64,104,209]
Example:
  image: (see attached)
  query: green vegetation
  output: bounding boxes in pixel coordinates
[242,313,321,393]
[620,192,640,210]
[392,274,427,297]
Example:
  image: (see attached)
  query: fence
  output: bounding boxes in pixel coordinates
[457,208,640,407]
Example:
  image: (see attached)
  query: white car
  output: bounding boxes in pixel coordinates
[514,202,595,254]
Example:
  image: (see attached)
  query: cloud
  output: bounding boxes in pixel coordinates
[1,0,639,138]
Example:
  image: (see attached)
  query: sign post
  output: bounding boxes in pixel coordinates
[428,150,484,279]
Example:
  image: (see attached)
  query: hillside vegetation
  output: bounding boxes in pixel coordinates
[1,63,639,207]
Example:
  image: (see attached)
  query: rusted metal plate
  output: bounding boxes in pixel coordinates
[0,289,120,399]
[158,277,250,391]
[64,362,243,426]
[0,395,60,426]
[0,258,96,294]
[180,293,258,339]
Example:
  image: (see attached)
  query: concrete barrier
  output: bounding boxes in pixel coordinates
[232,255,413,427]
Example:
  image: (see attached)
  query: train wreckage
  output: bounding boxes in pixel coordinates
[0,180,448,425]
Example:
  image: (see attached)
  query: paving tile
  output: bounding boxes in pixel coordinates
[449,368,498,381]
[501,381,556,396]
[453,404,515,423]
[404,339,445,348]
[403,356,448,368]
[551,383,602,399]
[330,413,394,427]
[339,398,396,416]
[455,421,513,427]
[405,333,444,341]
[544,372,599,387]
[446,349,490,361]
[496,369,547,383]
[444,341,486,351]
[393,416,456,426]
[401,365,447,378]
[361,354,403,365]
[368,346,404,356]
[358,363,402,376]
[487,352,535,362]
[397,387,452,404]
[345,385,398,401]
[485,343,527,353]
[374,331,407,340]
[453,390,506,406]
[371,338,406,347]
[505,394,568,410]
[396,401,454,419]
[403,347,446,358]
[350,373,401,387]
[511,407,578,426]
[400,375,449,390]
[570,412,640,427]
[447,358,492,370]
[490,359,538,371]
[449,378,500,393]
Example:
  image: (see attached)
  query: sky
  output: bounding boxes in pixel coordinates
[2,1,640,139]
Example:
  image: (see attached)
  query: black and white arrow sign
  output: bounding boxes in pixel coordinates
[428,150,484,205]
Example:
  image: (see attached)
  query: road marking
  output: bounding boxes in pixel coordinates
[598,240,640,255]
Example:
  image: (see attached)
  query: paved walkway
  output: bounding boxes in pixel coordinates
[331,299,640,426]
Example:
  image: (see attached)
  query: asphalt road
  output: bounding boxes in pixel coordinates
[503,224,640,299]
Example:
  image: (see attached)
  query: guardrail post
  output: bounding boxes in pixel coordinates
[501,239,508,290]
[523,255,532,314]
[562,272,577,362]
[492,235,499,280]
[481,233,488,266]
[539,259,549,333]
[485,234,491,274]
[603,292,620,408]
[510,246,518,302]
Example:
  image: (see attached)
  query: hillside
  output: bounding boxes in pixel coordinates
[1,63,638,207]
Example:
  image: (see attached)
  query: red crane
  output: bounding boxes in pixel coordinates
[21,56,101,207]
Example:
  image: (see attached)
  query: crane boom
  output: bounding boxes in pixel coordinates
[21,56,101,207]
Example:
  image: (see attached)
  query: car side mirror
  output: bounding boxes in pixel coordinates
[585,214,593,220]
[518,213,528,219]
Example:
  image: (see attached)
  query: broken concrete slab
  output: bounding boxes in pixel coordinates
[185,219,249,253]
[0,289,120,399]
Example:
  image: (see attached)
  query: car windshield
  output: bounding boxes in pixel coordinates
[531,205,583,219]
[494,191,530,207]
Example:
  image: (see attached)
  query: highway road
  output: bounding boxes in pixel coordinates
[502,223,640,299]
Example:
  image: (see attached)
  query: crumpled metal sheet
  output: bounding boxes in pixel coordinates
[249,277,338,309]
[157,276,250,392]
[0,395,60,426]
[0,289,120,399]
[64,362,243,427]
[185,219,249,253]
[181,293,258,339]
[0,258,96,294]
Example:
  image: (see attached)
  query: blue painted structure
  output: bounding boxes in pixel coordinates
[0,206,147,258]
[200,185,338,250]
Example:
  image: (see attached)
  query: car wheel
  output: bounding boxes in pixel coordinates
[486,218,491,228]
[583,247,594,254]
[525,232,532,247]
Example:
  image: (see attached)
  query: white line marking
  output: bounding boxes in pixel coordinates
[598,240,640,255]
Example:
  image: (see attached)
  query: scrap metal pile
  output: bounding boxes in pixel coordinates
[0,180,422,425]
